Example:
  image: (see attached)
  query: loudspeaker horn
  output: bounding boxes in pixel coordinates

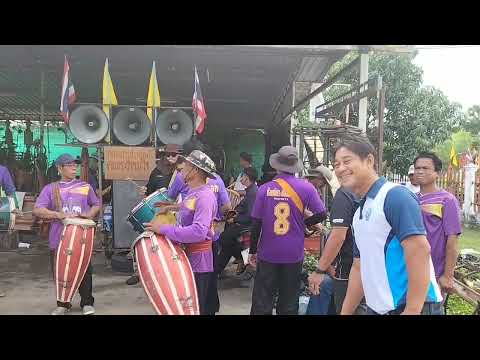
[156,109,193,146]
[112,108,152,146]
[69,105,109,144]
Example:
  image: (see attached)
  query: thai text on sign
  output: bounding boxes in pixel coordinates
[104,146,155,180]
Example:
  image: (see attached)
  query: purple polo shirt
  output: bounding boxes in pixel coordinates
[419,190,462,278]
[167,172,230,240]
[251,173,326,263]
[167,171,190,201]
[0,165,16,195]
[35,180,100,250]
[159,184,217,273]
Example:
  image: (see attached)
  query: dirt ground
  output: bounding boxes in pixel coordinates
[0,236,253,315]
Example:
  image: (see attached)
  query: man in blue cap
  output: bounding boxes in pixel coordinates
[34,153,100,315]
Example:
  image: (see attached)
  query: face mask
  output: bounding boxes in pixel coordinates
[182,167,195,184]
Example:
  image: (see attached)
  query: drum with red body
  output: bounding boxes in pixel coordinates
[55,217,96,303]
[132,231,199,315]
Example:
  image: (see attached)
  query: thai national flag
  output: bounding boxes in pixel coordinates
[192,66,207,134]
[60,55,76,124]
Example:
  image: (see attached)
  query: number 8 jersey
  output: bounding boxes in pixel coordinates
[251,173,326,263]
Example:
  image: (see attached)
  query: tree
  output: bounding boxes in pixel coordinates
[321,52,464,174]
[463,105,480,135]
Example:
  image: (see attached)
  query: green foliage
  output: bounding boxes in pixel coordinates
[321,52,464,175]
[464,105,480,136]
[303,253,319,274]
[434,130,476,166]
[446,294,475,315]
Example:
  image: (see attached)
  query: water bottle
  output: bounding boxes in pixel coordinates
[103,205,112,233]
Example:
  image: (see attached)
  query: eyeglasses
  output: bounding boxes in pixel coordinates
[165,153,178,158]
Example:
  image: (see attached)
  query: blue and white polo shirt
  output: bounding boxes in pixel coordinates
[353,177,442,314]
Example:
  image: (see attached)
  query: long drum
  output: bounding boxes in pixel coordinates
[0,197,15,231]
[55,218,96,303]
[133,231,199,315]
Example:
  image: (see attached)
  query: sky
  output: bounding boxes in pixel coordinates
[413,45,480,110]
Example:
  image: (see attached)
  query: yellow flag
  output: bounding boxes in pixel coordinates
[146,61,161,121]
[102,58,118,119]
[450,142,458,167]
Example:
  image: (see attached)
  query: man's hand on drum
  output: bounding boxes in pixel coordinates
[153,201,175,214]
[143,222,164,234]
[55,211,68,220]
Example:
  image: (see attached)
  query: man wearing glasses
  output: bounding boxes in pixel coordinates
[144,144,183,197]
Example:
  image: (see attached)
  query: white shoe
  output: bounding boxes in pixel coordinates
[51,306,70,315]
[82,305,95,315]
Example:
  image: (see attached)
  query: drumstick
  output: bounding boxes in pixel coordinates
[125,178,144,189]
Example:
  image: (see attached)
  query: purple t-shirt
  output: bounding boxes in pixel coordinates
[35,180,100,250]
[159,184,217,273]
[167,171,190,201]
[167,172,230,240]
[251,173,326,263]
[0,165,16,195]
[419,190,462,278]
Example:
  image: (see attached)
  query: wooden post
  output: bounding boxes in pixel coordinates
[377,83,386,175]
[39,70,45,144]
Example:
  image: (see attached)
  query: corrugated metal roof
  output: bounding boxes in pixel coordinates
[0,45,349,129]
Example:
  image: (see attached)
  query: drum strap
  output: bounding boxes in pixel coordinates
[185,240,212,255]
[274,178,304,214]
[53,182,62,212]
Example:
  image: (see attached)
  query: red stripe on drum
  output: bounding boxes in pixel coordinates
[177,245,200,314]
[151,234,185,315]
[144,235,177,315]
[61,225,77,302]
[136,246,162,315]
[66,228,86,301]
[138,236,174,315]
[164,237,198,315]
[55,226,67,300]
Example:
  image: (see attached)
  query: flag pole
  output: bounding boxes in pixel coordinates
[107,59,113,145]
[193,65,197,139]
[154,61,158,150]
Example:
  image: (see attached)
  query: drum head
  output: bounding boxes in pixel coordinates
[144,188,168,203]
[131,231,155,251]
[63,217,96,227]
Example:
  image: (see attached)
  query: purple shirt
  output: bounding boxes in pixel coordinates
[167,171,190,201]
[168,172,230,240]
[159,184,217,273]
[0,165,16,195]
[251,173,326,263]
[35,180,100,250]
[419,190,462,278]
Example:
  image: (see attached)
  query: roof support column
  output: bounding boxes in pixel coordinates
[358,52,369,133]
[39,70,45,144]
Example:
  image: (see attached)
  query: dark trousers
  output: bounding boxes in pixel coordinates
[250,259,303,315]
[50,250,94,309]
[216,224,248,274]
[366,302,444,315]
[205,241,220,314]
[194,272,211,315]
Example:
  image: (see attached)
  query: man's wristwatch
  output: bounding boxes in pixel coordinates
[314,267,327,275]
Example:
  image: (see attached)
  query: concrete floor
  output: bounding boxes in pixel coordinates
[0,238,253,315]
